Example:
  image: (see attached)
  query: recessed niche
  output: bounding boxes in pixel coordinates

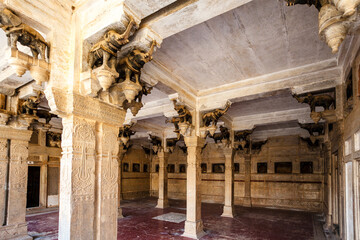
[132,163,140,172]
[143,164,148,173]
[179,164,186,173]
[167,164,175,173]
[275,162,292,174]
[234,163,240,173]
[155,164,159,173]
[212,163,225,173]
[257,162,267,174]
[201,163,207,173]
[123,163,129,172]
[300,162,313,174]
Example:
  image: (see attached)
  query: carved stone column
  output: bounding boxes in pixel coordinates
[95,122,120,240]
[156,150,169,209]
[0,127,32,240]
[117,145,126,218]
[47,88,126,240]
[222,147,234,218]
[183,136,206,239]
[244,155,252,207]
[324,142,333,229]
[58,116,97,240]
[38,125,50,208]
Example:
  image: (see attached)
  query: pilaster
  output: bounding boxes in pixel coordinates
[244,155,252,207]
[0,126,32,240]
[156,150,169,209]
[183,136,206,239]
[222,147,234,218]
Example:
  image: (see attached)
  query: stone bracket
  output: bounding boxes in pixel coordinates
[8,48,50,86]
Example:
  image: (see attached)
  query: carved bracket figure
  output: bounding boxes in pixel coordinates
[167,100,193,137]
[119,122,136,146]
[251,140,268,154]
[47,132,61,148]
[117,40,156,85]
[89,17,136,70]
[166,138,179,153]
[18,93,42,116]
[293,92,334,123]
[299,122,325,136]
[210,126,231,147]
[284,0,359,53]
[0,8,50,60]
[234,129,254,153]
[149,134,162,154]
[202,101,231,127]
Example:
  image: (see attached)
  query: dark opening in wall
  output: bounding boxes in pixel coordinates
[27,166,40,208]
[300,161,313,174]
[329,123,333,132]
[275,162,292,174]
[143,164,148,172]
[201,163,207,173]
[133,163,140,172]
[212,163,225,173]
[234,163,240,173]
[179,164,186,173]
[123,163,129,172]
[155,164,159,172]
[167,164,175,173]
[257,162,267,173]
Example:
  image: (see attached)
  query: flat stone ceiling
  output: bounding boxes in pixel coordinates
[151,0,334,91]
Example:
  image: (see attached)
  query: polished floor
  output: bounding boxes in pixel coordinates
[26,197,326,240]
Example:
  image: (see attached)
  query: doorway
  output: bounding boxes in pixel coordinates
[27,166,40,208]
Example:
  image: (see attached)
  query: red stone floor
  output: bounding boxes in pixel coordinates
[26,197,326,240]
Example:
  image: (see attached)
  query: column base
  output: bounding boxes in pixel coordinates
[118,207,124,218]
[182,220,206,239]
[243,197,252,207]
[156,198,169,209]
[221,205,234,218]
[0,222,32,240]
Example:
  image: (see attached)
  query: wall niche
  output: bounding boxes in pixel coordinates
[257,162,267,173]
[275,162,292,174]
[212,163,225,173]
[300,161,313,174]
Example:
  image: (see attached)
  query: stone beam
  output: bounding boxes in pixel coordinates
[197,59,341,110]
[140,0,254,39]
[232,108,313,131]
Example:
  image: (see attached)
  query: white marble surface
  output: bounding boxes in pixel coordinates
[152,212,186,223]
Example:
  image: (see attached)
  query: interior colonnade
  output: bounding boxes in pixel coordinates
[0,0,359,240]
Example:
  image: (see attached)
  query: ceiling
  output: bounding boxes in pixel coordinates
[147,0,334,92]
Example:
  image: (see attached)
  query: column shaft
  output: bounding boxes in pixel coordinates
[183,136,205,239]
[222,148,234,217]
[156,151,169,208]
[244,155,252,207]
[0,127,32,240]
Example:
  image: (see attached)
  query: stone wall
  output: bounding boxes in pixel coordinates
[121,148,151,199]
[147,135,324,211]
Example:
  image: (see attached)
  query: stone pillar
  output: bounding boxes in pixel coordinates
[183,136,206,239]
[0,127,32,240]
[244,155,252,207]
[58,110,123,240]
[38,126,49,208]
[156,150,169,208]
[222,147,234,218]
[117,145,126,218]
[324,142,333,229]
